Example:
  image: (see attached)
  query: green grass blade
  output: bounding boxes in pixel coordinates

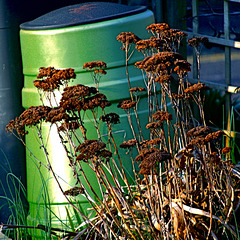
[65,206,75,232]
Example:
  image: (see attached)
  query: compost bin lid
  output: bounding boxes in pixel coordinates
[20,2,148,30]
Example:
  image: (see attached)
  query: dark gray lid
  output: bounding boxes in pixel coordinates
[20,2,147,30]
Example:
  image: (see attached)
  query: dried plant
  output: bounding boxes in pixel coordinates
[6,24,240,240]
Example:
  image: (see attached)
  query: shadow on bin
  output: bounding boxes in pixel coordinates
[0,1,27,225]
[19,2,154,238]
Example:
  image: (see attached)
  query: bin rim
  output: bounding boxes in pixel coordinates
[20,2,148,30]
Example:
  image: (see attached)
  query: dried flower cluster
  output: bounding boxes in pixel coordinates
[146,23,171,33]
[152,110,172,122]
[135,147,171,174]
[146,23,187,51]
[119,139,137,149]
[184,82,209,94]
[46,107,69,123]
[63,187,84,197]
[5,22,240,240]
[140,138,161,148]
[116,32,140,45]
[33,67,76,91]
[146,121,162,129]
[6,106,51,135]
[83,61,107,70]
[101,113,120,125]
[205,130,224,143]
[188,37,209,48]
[129,87,146,93]
[60,84,110,112]
[83,61,107,75]
[135,37,166,52]
[76,140,112,162]
[222,146,232,154]
[187,126,224,147]
[135,52,183,73]
[187,125,211,137]
[174,60,191,76]
[117,99,137,110]
[57,121,80,132]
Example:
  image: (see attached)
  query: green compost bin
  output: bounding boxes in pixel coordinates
[19,2,154,237]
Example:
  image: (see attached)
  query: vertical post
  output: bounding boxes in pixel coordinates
[224,0,233,144]
[192,0,199,80]
[152,0,163,23]
[162,0,187,29]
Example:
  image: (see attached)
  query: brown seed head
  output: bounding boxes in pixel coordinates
[184,83,209,94]
[83,61,107,70]
[205,130,224,143]
[146,23,171,33]
[222,147,232,154]
[129,87,146,93]
[117,32,140,44]
[101,113,120,124]
[188,37,209,48]
[152,111,172,122]
[34,67,76,92]
[117,99,137,110]
[63,187,84,196]
[120,139,137,149]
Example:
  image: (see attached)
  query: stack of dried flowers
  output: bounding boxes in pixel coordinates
[33,67,76,92]
[5,22,240,240]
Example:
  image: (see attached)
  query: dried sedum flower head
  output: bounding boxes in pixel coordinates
[160,28,188,41]
[140,138,161,148]
[152,110,172,122]
[188,37,209,48]
[146,120,162,129]
[129,87,146,93]
[76,140,112,161]
[135,147,171,175]
[63,187,84,196]
[60,84,111,112]
[135,39,151,51]
[174,60,191,76]
[37,67,76,79]
[135,37,165,51]
[117,99,137,110]
[34,67,76,92]
[117,32,140,44]
[6,106,52,135]
[57,121,80,132]
[155,75,173,84]
[171,93,185,100]
[94,69,107,75]
[146,23,170,33]
[205,130,224,143]
[187,126,211,146]
[45,106,69,123]
[187,126,211,138]
[135,52,183,73]
[120,139,137,149]
[184,83,209,94]
[82,93,111,111]
[222,147,232,154]
[83,61,107,70]
[101,113,120,125]
[62,84,97,99]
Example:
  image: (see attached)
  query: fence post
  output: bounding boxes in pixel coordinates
[224,0,234,145]
[192,0,199,80]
